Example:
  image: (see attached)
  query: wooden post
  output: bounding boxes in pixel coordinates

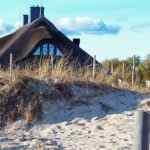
[47,43,50,56]
[92,55,96,79]
[132,55,135,87]
[136,111,150,150]
[9,53,13,83]
[122,61,125,80]
[51,55,54,71]
[145,80,150,89]
[111,61,114,75]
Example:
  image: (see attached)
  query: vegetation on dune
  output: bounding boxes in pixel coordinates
[102,54,150,87]
[0,54,149,128]
[0,69,107,128]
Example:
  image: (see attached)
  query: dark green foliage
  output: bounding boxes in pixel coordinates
[102,54,150,85]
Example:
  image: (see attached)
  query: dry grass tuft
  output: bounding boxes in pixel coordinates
[0,76,42,127]
[54,82,73,99]
[0,58,147,128]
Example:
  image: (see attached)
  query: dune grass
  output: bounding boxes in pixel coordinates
[0,58,149,128]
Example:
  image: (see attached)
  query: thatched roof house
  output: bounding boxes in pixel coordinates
[0,6,96,66]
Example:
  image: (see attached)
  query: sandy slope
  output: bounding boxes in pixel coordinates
[0,89,149,150]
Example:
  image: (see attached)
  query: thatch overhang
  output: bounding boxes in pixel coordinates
[0,17,98,66]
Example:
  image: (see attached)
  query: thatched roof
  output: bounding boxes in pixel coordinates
[0,17,96,66]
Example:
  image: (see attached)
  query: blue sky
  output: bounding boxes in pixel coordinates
[0,0,150,61]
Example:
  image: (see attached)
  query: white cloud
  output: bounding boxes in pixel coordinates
[14,21,22,29]
[55,17,120,35]
[130,23,150,32]
[0,18,15,36]
[0,17,121,37]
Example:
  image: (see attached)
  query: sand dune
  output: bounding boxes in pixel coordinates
[0,85,149,150]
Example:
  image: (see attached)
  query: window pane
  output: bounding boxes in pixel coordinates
[33,42,63,57]
[33,47,40,55]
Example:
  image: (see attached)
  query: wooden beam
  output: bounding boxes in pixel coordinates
[47,43,50,56]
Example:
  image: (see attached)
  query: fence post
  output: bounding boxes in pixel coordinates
[136,111,150,150]
[9,53,13,83]
[51,55,54,70]
[111,61,114,74]
[92,55,96,79]
[132,55,135,87]
[122,61,125,80]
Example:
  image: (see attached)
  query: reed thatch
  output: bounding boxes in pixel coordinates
[0,17,96,66]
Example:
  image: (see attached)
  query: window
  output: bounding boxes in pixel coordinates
[33,42,63,57]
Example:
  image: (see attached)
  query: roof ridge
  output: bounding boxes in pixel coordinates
[0,17,96,66]
[0,26,29,56]
[0,17,49,56]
